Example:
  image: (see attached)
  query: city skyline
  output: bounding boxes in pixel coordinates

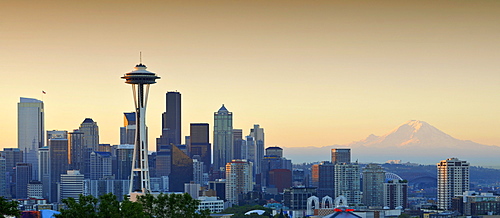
[1,0,499,156]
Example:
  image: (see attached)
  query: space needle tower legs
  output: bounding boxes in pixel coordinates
[121,63,160,195]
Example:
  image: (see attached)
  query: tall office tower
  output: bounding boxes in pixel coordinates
[18,97,44,180]
[90,152,113,180]
[225,159,253,205]
[362,163,385,207]
[116,144,134,180]
[249,124,264,175]
[169,144,193,192]
[68,130,84,171]
[162,92,181,145]
[38,146,50,200]
[59,170,84,202]
[311,161,335,199]
[335,163,361,205]
[120,112,136,145]
[213,105,233,172]
[122,62,160,194]
[383,180,408,209]
[48,138,69,202]
[331,148,351,164]
[0,157,6,197]
[232,129,243,160]
[79,118,99,151]
[190,123,211,173]
[79,118,99,179]
[437,158,470,210]
[266,147,283,158]
[15,163,32,199]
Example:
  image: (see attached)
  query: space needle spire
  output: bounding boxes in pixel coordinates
[121,61,160,195]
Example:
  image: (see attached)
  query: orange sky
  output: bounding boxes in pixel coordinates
[1,0,499,151]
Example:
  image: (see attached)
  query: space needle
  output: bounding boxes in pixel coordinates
[122,61,160,195]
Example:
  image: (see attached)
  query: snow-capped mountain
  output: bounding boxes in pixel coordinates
[284,120,500,166]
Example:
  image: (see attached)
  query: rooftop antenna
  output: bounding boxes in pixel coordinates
[140,51,142,64]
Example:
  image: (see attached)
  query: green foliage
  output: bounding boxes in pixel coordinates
[219,205,272,218]
[137,192,210,218]
[56,194,148,218]
[0,197,21,218]
[56,192,209,218]
[56,194,99,218]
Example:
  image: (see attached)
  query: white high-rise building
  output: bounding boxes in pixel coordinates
[437,158,469,210]
[59,170,84,202]
[18,97,44,180]
[225,159,253,205]
[334,163,361,205]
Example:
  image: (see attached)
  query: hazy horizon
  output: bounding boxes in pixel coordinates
[2,1,499,156]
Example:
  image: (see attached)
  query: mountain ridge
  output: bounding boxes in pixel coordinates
[283,120,500,166]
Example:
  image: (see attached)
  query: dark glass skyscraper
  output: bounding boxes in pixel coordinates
[169,144,193,192]
[161,92,181,146]
[189,123,211,173]
[49,138,69,202]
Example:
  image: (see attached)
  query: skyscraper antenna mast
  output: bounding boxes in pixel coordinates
[140,52,142,64]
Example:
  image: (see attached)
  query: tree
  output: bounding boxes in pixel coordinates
[56,194,148,218]
[137,193,210,218]
[56,194,99,218]
[0,197,21,218]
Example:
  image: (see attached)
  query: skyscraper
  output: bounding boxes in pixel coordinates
[213,105,233,172]
[331,148,351,164]
[335,163,361,205]
[15,163,32,199]
[18,97,44,180]
[48,138,69,202]
[189,123,211,173]
[120,112,136,145]
[437,158,470,210]
[68,130,84,171]
[90,151,113,180]
[161,92,181,146]
[249,124,264,175]
[121,62,160,194]
[38,146,50,200]
[169,144,193,192]
[232,129,243,160]
[362,163,385,207]
[225,159,253,205]
[79,118,99,179]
